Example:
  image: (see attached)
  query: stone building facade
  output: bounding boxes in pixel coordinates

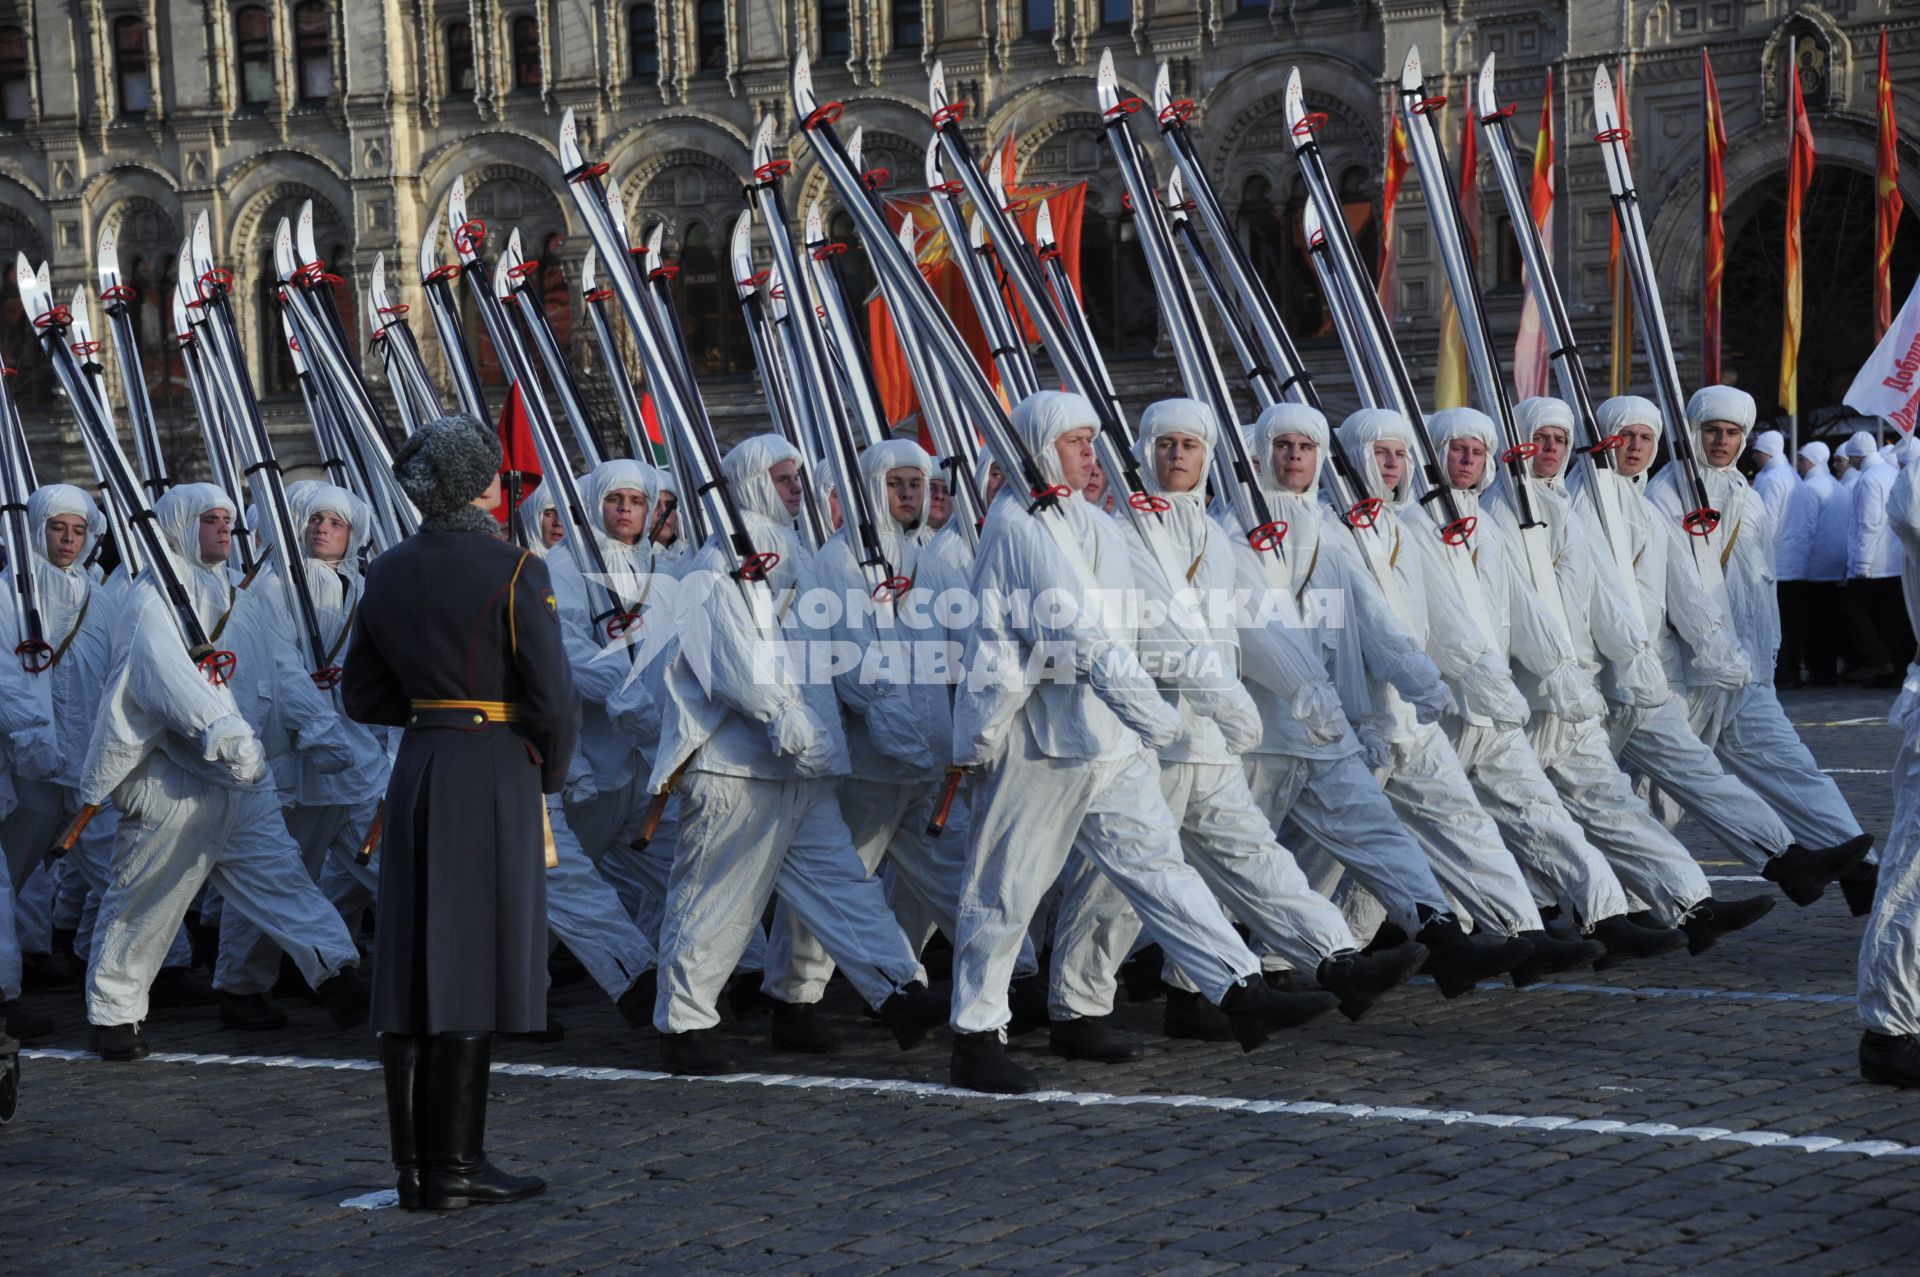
[0,0,1914,474]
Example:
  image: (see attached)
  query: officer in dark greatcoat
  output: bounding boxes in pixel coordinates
[344,413,577,1211]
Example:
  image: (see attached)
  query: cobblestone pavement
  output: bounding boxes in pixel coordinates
[4,686,1918,1274]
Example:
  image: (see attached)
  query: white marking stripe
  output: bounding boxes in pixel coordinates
[1708,874,1768,883]
[1796,718,1886,729]
[25,1046,1912,1158]
[1409,977,1853,1006]
[1822,767,1891,775]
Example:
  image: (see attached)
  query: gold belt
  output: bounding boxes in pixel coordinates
[409,699,521,725]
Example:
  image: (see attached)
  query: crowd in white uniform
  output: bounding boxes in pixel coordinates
[1,379,1915,1093]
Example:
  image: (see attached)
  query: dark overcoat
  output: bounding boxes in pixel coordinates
[343,528,577,1034]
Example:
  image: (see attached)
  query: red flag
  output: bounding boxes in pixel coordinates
[1876,29,1903,343]
[1780,50,1816,415]
[493,381,541,522]
[1608,61,1634,397]
[1513,70,1555,401]
[1434,100,1478,409]
[1378,112,1410,321]
[1702,50,1729,385]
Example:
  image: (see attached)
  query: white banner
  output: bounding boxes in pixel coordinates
[1845,271,1920,433]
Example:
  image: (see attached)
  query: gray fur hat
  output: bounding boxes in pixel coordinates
[393,413,502,519]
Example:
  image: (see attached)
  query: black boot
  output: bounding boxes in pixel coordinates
[1762,833,1874,906]
[1315,943,1428,1023]
[1680,894,1775,956]
[0,1000,54,1041]
[1417,918,1534,997]
[1119,944,1165,1002]
[1841,861,1880,918]
[219,991,289,1031]
[420,1033,543,1210]
[1162,988,1236,1041]
[726,971,774,1020]
[1049,1013,1146,1062]
[21,950,80,992]
[380,1033,425,1210]
[1216,976,1339,1053]
[1508,930,1606,987]
[658,1027,741,1076]
[769,1000,840,1054]
[149,966,217,1008]
[1861,1030,1920,1088]
[878,981,945,1050]
[1590,915,1689,970]
[615,971,657,1032]
[87,1022,150,1061]
[949,1029,1037,1094]
[315,968,371,1029]
[1006,974,1050,1037]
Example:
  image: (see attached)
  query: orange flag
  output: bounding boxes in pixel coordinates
[1434,99,1477,409]
[1608,61,1634,397]
[1513,70,1555,401]
[1780,51,1816,416]
[1702,51,1728,386]
[1876,29,1903,343]
[1379,112,1410,321]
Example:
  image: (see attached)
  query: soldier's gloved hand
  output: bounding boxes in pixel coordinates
[1208,683,1265,756]
[768,701,834,776]
[1134,697,1184,752]
[1689,628,1753,691]
[10,725,62,782]
[1353,717,1394,772]
[1289,681,1349,747]
[1542,661,1605,725]
[1613,645,1673,710]
[296,722,355,775]
[1458,655,1530,730]
[1400,675,1455,725]
[866,701,935,774]
[204,715,268,785]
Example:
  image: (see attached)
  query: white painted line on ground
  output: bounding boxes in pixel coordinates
[341,1189,397,1211]
[1796,719,1886,729]
[1406,977,1853,1006]
[24,1046,1912,1159]
[1709,874,1768,883]
[1822,767,1892,775]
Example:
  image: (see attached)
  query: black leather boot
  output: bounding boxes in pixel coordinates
[949,1029,1037,1094]
[1763,833,1873,906]
[1840,861,1880,918]
[878,981,945,1050]
[1315,942,1428,1023]
[420,1032,544,1210]
[1006,974,1050,1036]
[1590,915,1689,970]
[658,1027,742,1075]
[769,1000,841,1054]
[1216,976,1339,1052]
[1415,918,1534,997]
[615,971,657,1031]
[1861,1030,1920,1088]
[1680,894,1775,956]
[1508,930,1605,987]
[1048,1013,1146,1062]
[315,967,371,1029]
[1162,988,1236,1041]
[380,1033,425,1210]
[219,991,289,1031]
[87,1022,149,1061]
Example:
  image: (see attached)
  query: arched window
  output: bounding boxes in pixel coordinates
[445,22,474,96]
[892,0,922,50]
[1080,198,1156,355]
[0,26,30,123]
[1021,0,1053,38]
[294,2,332,103]
[696,0,725,73]
[510,15,540,92]
[628,4,657,78]
[674,221,747,375]
[819,0,850,57]
[235,7,274,107]
[114,17,151,119]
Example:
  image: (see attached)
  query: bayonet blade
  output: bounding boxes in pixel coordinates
[729,211,755,297]
[1477,52,1500,119]
[793,47,817,119]
[1401,45,1424,95]
[1095,49,1121,115]
[295,199,320,269]
[1152,63,1172,117]
[96,224,120,298]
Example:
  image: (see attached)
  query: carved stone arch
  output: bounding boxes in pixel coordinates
[603,111,752,192]
[417,129,564,222]
[0,198,51,407]
[98,194,179,274]
[621,146,747,217]
[1760,7,1849,118]
[1193,50,1377,187]
[1212,84,1375,223]
[217,147,352,221]
[77,160,178,207]
[1015,109,1106,182]
[228,181,351,394]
